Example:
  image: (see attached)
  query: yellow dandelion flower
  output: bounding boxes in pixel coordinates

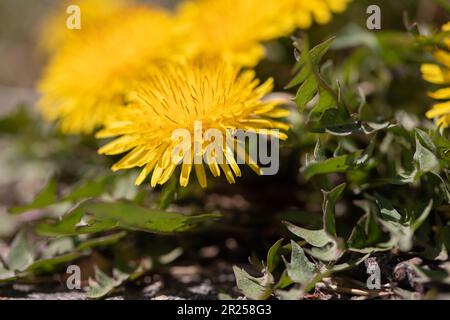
[176,0,350,67]
[38,6,183,134]
[283,0,350,29]
[40,0,133,54]
[421,22,450,128]
[97,58,289,188]
[176,0,288,67]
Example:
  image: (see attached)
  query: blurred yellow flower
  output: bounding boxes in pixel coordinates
[40,0,133,55]
[283,0,350,29]
[176,0,287,67]
[177,0,349,67]
[421,22,450,128]
[97,58,289,188]
[38,6,183,134]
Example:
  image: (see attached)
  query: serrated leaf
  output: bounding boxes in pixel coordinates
[288,37,338,112]
[286,37,335,89]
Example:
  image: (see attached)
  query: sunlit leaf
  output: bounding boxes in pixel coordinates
[283,241,317,286]
[233,266,273,300]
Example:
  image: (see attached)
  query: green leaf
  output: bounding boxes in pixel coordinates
[288,37,339,112]
[313,140,327,161]
[84,202,221,234]
[309,86,337,119]
[42,238,75,259]
[284,221,334,247]
[283,241,317,286]
[6,230,34,272]
[9,178,58,214]
[25,252,83,274]
[414,131,439,174]
[87,267,130,299]
[286,37,335,89]
[295,75,318,109]
[331,253,371,272]
[308,239,343,262]
[36,202,87,236]
[415,129,437,153]
[376,195,433,252]
[233,266,273,300]
[322,183,346,237]
[302,150,363,180]
[411,200,433,231]
[62,176,114,202]
[347,202,382,250]
[267,239,284,273]
[37,201,222,236]
[284,184,346,262]
[312,111,390,136]
[375,194,402,222]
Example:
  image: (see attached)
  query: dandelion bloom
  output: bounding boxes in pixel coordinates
[176,0,288,67]
[38,6,182,134]
[177,0,350,67]
[40,0,133,55]
[283,0,350,30]
[421,22,450,128]
[97,58,289,188]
